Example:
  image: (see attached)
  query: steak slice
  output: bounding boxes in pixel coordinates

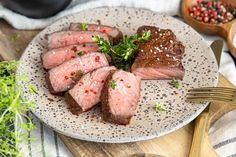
[46,52,109,94]
[101,70,141,125]
[47,31,111,49]
[69,23,123,44]
[131,25,185,80]
[65,66,116,115]
[42,43,99,69]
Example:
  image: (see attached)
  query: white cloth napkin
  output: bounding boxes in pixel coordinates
[1,0,236,157]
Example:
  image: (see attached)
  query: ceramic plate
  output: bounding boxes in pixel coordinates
[17,7,218,143]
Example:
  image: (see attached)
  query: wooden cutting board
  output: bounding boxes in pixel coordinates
[0,19,235,157]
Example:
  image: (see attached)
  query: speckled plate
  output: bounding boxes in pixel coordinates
[17,7,218,143]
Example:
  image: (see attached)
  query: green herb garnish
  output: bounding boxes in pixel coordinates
[92,30,151,70]
[75,50,84,56]
[91,35,112,54]
[111,80,117,89]
[169,79,181,89]
[10,34,20,42]
[28,84,37,94]
[80,23,88,31]
[0,60,35,156]
[155,103,166,112]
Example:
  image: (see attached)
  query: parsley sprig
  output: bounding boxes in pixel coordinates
[92,30,151,70]
[0,61,35,157]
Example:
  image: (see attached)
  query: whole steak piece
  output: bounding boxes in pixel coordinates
[65,66,116,115]
[69,23,123,44]
[46,52,109,94]
[42,43,99,69]
[101,70,141,125]
[131,26,185,80]
[47,31,111,49]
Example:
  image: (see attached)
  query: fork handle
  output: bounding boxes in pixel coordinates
[189,111,209,157]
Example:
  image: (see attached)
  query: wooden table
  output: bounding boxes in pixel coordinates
[0,19,235,157]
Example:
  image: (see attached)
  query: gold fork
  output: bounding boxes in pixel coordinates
[186,87,236,104]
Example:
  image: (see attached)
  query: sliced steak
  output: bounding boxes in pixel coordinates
[101,70,141,125]
[47,52,109,94]
[65,66,116,115]
[47,31,111,49]
[69,23,123,44]
[131,25,185,80]
[42,43,99,69]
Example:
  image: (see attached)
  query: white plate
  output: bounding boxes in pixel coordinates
[17,7,218,143]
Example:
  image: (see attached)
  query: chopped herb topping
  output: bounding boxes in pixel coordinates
[75,50,84,56]
[92,30,151,70]
[80,23,88,31]
[111,80,117,89]
[169,79,181,89]
[9,34,20,42]
[155,103,166,112]
[27,84,37,94]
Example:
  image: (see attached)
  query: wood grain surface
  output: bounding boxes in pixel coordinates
[0,19,236,157]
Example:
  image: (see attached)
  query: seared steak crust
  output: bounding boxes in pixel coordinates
[131,26,185,80]
[65,92,83,115]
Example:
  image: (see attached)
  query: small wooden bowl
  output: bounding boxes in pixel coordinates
[181,0,236,58]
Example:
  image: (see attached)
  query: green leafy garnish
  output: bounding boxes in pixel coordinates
[155,103,166,112]
[10,34,20,42]
[75,50,84,56]
[111,80,117,89]
[15,48,22,53]
[0,60,35,157]
[169,79,181,89]
[27,84,37,94]
[91,35,112,54]
[92,30,151,70]
[80,23,88,31]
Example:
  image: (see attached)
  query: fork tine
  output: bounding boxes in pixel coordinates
[188,87,236,93]
[186,96,233,103]
[187,92,235,98]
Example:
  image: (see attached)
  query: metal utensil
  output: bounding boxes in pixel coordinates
[189,40,223,157]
